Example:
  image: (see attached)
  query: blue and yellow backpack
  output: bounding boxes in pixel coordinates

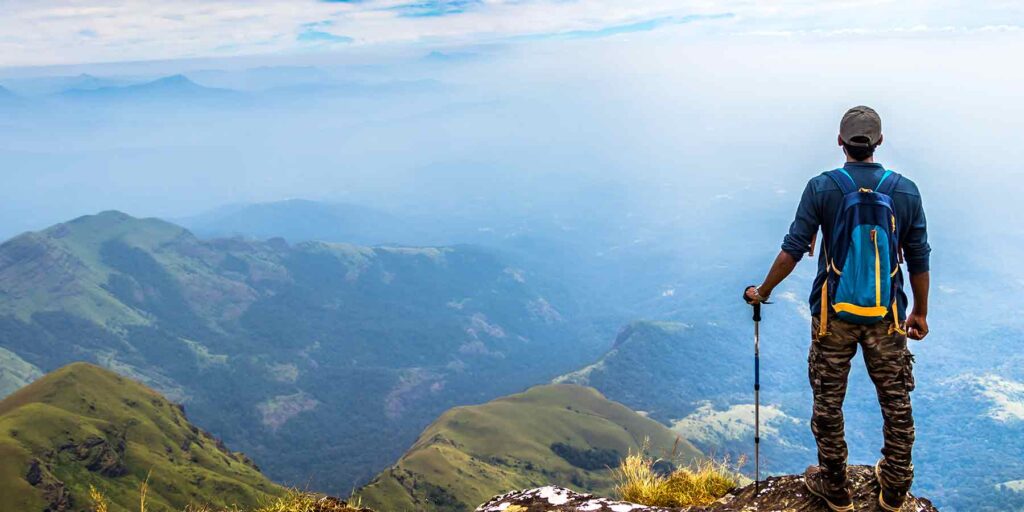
[818,168,906,338]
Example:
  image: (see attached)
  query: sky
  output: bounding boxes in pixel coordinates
[1,1,1023,248]
[2,0,1024,68]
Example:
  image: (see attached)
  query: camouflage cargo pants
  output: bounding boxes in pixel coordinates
[809,316,916,494]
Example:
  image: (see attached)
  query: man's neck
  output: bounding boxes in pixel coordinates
[846,156,875,164]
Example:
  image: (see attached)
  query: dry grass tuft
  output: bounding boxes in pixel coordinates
[616,451,738,508]
[89,485,109,512]
[250,490,368,512]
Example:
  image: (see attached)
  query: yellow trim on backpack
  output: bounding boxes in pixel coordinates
[889,300,907,336]
[833,302,888,317]
[890,266,899,278]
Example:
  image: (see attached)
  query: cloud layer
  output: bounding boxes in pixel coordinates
[1,1,1022,67]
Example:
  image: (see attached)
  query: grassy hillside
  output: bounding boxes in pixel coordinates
[0,210,604,493]
[0,362,283,512]
[555,321,811,482]
[357,384,700,512]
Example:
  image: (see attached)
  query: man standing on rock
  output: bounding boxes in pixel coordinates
[744,106,930,511]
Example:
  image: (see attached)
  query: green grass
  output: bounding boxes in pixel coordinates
[356,384,702,512]
[0,362,284,512]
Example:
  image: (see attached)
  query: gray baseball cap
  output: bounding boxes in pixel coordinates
[840,106,881,147]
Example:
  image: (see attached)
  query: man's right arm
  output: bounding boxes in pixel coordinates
[748,180,819,301]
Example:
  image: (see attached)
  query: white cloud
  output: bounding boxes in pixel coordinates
[672,401,806,450]
[950,374,1024,423]
[778,290,812,322]
[1,1,1022,67]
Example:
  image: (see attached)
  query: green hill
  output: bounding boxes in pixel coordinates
[0,362,282,512]
[357,384,700,512]
[0,210,603,493]
[554,321,810,482]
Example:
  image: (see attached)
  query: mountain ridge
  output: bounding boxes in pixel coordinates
[57,75,239,102]
[0,362,282,511]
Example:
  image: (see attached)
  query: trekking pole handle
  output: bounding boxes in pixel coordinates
[744,285,769,322]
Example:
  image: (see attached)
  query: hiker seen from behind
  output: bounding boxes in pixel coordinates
[744,106,930,512]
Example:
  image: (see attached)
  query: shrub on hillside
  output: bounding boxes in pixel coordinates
[550,442,622,470]
[615,451,737,507]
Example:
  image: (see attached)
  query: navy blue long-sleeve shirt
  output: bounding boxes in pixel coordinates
[782,162,930,321]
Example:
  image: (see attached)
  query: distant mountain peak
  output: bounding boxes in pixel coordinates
[152,74,196,86]
[58,73,235,100]
[61,209,186,235]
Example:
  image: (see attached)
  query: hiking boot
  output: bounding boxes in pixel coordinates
[803,465,854,512]
[875,459,906,511]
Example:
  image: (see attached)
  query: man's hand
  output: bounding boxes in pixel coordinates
[906,311,929,340]
[744,286,769,305]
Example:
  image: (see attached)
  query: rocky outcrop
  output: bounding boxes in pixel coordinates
[476,465,939,512]
[59,434,128,477]
[26,459,72,512]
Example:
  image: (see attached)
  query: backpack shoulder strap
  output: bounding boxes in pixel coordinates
[876,169,902,196]
[824,168,856,195]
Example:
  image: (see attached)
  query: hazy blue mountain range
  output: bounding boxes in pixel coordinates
[0,71,443,112]
[181,199,422,247]
[56,74,240,103]
[186,66,333,91]
[0,73,130,97]
[0,211,607,493]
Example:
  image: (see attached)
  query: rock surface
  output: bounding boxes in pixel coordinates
[476,465,939,512]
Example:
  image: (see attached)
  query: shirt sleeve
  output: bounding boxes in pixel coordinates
[903,193,931,274]
[781,180,819,262]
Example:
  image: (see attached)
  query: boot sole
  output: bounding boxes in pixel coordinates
[804,479,855,512]
[874,461,903,512]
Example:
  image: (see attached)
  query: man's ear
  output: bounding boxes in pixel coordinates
[877,134,884,146]
[838,134,844,146]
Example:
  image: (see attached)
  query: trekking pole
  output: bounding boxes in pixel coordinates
[744,286,769,503]
[752,300,761,500]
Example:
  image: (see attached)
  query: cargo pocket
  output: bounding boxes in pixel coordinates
[901,349,916,392]
[808,344,824,395]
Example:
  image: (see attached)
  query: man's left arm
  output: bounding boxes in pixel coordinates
[903,192,931,340]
